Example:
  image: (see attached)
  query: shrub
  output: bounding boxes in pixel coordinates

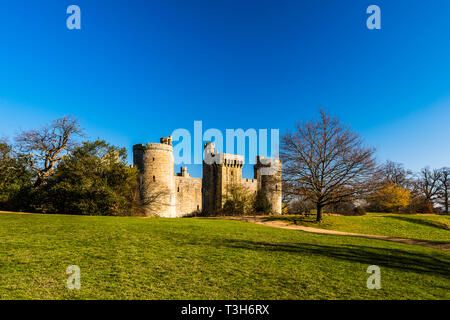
[351,206,367,216]
[222,183,253,216]
[253,191,272,214]
[367,183,411,213]
[0,141,33,211]
[326,202,367,216]
[288,199,315,215]
[40,140,139,216]
[407,196,436,214]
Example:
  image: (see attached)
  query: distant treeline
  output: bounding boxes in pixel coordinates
[1,113,449,218]
[0,116,274,217]
[285,161,450,216]
[280,110,449,220]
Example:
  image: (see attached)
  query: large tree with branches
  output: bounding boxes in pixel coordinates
[281,110,377,222]
[0,140,32,209]
[438,167,449,214]
[415,167,442,203]
[379,160,413,189]
[15,116,83,187]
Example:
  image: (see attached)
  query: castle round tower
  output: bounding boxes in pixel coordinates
[254,156,282,214]
[133,136,177,217]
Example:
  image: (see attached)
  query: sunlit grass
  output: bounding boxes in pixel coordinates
[268,213,450,244]
[0,212,449,300]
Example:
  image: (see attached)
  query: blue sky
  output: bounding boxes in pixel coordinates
[0,0,449,178]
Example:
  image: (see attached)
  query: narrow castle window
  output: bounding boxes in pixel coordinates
[177,187,180,192]
[153,176,155,182]
[153,157,155,161]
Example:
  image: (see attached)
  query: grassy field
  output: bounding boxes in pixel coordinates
[0,211,449,300]
[267,213,450,244]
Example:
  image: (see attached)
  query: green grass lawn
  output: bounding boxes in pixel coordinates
[267,213,450,244]
[0,212,449,300]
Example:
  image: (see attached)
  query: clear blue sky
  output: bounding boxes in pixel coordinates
[0,0,449,178]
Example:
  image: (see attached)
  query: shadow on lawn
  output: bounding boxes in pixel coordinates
[265,215,450,244]
[381,215,450,231]
[219,239,450,278]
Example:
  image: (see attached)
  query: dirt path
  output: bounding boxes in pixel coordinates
[222,216,450,251]
[0,210,33,215]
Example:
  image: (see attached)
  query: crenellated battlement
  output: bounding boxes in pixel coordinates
[133,142,173,153]
[160,135,173,146]
[217,154,245,167]
[255,155,282,167]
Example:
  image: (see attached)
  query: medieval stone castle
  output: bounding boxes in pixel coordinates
[133,136,282,217]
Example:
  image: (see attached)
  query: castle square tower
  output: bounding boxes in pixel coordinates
[202,142,247,214]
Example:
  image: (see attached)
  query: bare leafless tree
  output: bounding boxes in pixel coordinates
[281,110,377,222]
[415,167,442,203]
[380,160,413,189]
[438,167,449,214]
[15,116,83,187]
[223,182,253,216]
[138,178,172,216]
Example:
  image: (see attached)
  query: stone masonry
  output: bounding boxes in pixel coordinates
[133,136,282,217]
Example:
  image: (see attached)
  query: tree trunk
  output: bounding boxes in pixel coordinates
[316,203,323,222]
[33,176,43,189]
[445,194,449,215]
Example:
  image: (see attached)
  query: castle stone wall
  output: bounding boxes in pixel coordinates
[134,138,282,217]
[254,156,282,214]
[133,141,177,217]
[201,162,218,215]
[242,178,258,195]
[175,175,202,216]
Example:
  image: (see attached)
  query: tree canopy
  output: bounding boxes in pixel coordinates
[281,110,377,221]
[39,140,139,216]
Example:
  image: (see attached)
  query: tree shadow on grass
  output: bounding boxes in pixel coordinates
[381,215,450,231]
[218,239,450,278]
[265,215,450,244]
